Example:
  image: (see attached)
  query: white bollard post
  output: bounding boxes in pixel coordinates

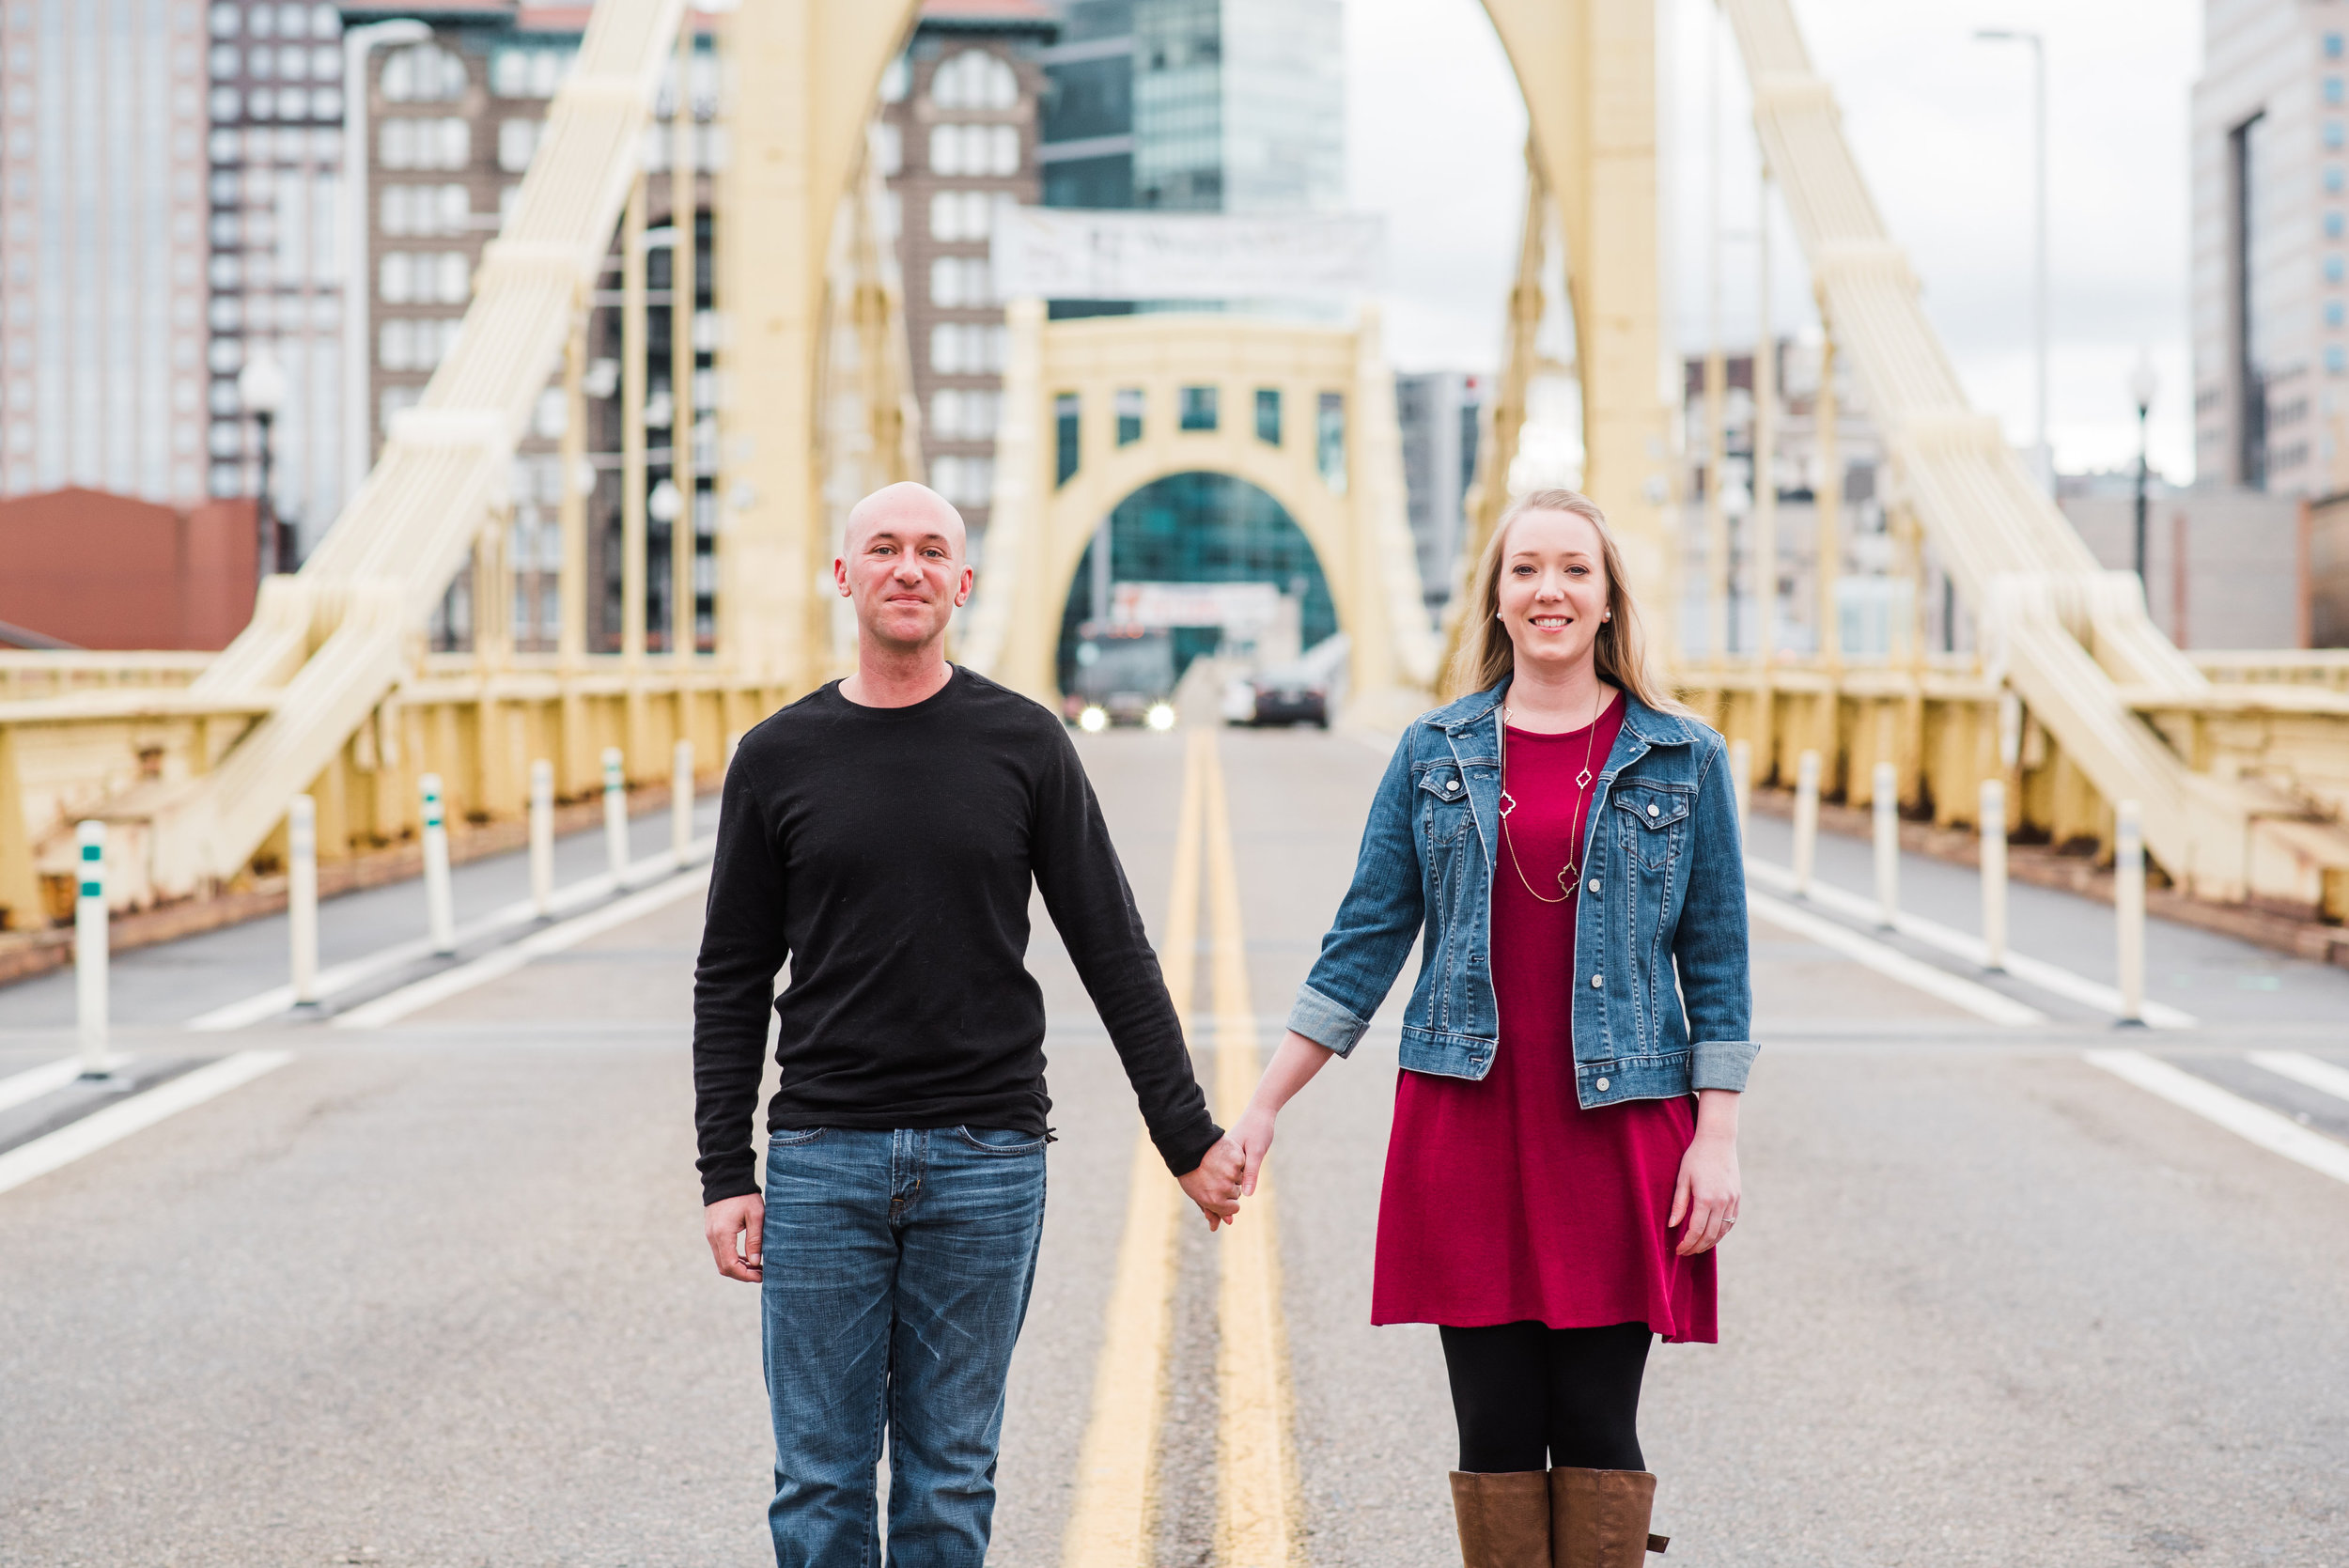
[529,759,555,919]
[1873,759,1899,927]
[420,772,456,956]
[1792,749,1820,897]
[2115,799,2146,1025]
[672,737,694,866]
[602,746,630,886]
[288,795,319,1006]
[74,820,112,1079]
[1728,737,1751,833]
[1979,778,2008,973]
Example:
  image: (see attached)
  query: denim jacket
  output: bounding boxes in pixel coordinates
[1286,678,1756,1107]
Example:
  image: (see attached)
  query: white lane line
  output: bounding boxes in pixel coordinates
[2086,1048,2349,1187]
[2248,1050,2349,1106]
[0,1056,83,1114]
[1747,856,2198,1029]
[187,834,715,1032]
[1747,889,2048,1026]
[0,1050,295,1198]
[330,868,709,1030]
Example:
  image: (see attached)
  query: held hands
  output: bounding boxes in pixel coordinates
[1178,1136,1248,1231]
[1177,1102,1277,1233]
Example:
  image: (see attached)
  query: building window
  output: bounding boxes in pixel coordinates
[498,118,541,173]
[872,122,902,179]
[382,182,470,236]
[381,117,470,171]
[931,50,1019,112]
[1317,392,1346,490]
[1255,387,1282,445]
[2328,254,2345,284]
[930,388,1001,441]
[2331,164,2346,194]
[2328,346,2347,376]
[929,322,1007,375]
[1116,387,1143,446]
[491,45,577,99]
[929,189,994,242]
[2329,120,2346,150]
[2330,77,2346,106]
[210,4,241,36]
[1179,385,1218,431]
[2329,32,2344,58]
[381,251,471,304]
[2331,210,2346,240]
[930,256,996,308]
[381,42,467,103]
[931,453,994,506]
[929,123,1019,179]
[1055,393,1081,486]
[2330,300,2345,328]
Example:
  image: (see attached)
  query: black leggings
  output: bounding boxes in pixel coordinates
[1439,1320,1652,1473]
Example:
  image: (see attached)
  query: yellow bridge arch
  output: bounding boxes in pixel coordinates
[961,304,1439,707]
[2,0,2344,927]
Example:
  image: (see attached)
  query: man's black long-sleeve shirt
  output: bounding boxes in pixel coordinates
[692,669,1220,1205]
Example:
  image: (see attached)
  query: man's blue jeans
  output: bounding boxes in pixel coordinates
[761,1126,1047,1567]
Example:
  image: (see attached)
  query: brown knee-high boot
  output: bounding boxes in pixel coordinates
[1547,1467,1669,1564]
[1450,1470,1552,1568]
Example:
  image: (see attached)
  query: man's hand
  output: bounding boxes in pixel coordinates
[1177,1138,1247,1231]
[705,1193,765,1281]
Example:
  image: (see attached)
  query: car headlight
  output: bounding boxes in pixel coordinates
[1079,706,1109,733]
[1145,702,1177,731]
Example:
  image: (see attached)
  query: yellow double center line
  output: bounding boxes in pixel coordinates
[1062,728,1299,1568]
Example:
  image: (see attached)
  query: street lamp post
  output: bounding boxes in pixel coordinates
[2130,359,2156,585]
[341,20,434,501]
[239,354,289,580]
[1976,27,2048,494]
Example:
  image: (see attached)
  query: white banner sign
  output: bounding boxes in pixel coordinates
[992,208,1384,301]
[1112,581,1283,632]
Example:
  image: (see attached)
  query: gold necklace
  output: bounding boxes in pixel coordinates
[1498,695,1603,904]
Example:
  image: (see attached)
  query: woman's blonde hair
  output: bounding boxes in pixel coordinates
[1444,487,1693,715]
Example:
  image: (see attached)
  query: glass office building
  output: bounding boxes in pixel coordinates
[1038,0,1345,218]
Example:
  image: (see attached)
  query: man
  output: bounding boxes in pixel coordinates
[694,481,1245,1565]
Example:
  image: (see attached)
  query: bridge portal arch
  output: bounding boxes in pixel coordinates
[959,304,1439,707]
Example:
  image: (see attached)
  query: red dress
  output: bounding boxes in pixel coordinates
[1369,697,1718,1343]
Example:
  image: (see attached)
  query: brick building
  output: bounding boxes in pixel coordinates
[0,489,257,650]
[879,0,1057,551]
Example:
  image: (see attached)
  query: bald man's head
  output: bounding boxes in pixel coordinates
[844,481,966,563]
[833,481,974,658]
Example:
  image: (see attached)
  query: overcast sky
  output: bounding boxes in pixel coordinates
[1346,0,2203,481]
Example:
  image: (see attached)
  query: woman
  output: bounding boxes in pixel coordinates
[1226,489,1752,1568]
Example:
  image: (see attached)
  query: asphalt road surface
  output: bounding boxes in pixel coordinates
[3,722,2345,1567]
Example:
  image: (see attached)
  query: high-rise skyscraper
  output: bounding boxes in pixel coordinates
[2193,0,2349,493]
[0,1,212,508]
[1038,0,1345,220]
[205,1,348,555]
